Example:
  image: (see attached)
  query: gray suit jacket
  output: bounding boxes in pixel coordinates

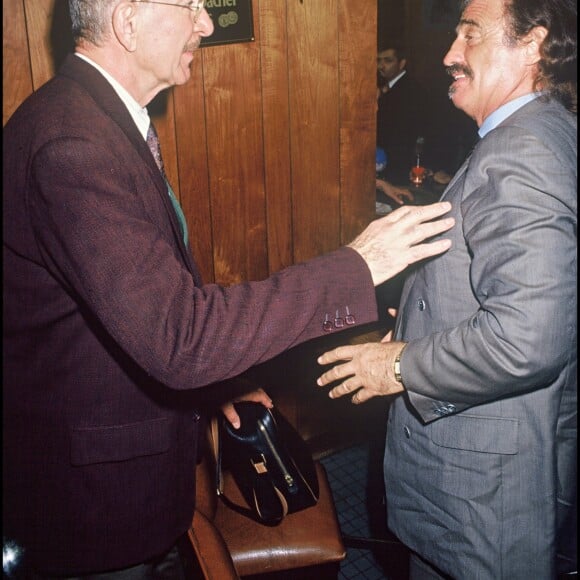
[385,97,577,579]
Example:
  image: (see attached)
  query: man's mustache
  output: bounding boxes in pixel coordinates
[185,40,201,53]
[446,64,473,79]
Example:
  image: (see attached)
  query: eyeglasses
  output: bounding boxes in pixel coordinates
[132,0,205,23]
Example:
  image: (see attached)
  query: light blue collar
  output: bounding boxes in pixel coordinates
[478,93,540,138]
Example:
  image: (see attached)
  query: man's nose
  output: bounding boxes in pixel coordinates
[195,8,214,37]
[443,38,462,67]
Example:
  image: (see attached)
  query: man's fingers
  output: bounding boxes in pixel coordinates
[317,360,355,387]
[387,200,451,223]
[409,201,452,221]
[328,377,359,399]
[386,202,455,249]
[352,388,375,405]
[235,388,273,407]
[221,403,241,429]
[381,329,393,343]
[317,346,354,367]
[409,238,452,262]
[223,388,273,430]
[413,217,455,243]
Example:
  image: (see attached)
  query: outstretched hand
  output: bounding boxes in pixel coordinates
[221,388,273,429]
[316,337,407,404]
[348,201,454,286]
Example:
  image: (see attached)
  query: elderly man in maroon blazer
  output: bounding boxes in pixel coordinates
[2,0,454,576]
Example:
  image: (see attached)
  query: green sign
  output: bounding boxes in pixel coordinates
[201,0,255,47]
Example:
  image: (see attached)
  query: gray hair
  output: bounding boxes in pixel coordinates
[69,0,119,45]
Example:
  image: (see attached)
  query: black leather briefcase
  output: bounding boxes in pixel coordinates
[212,402,319,526]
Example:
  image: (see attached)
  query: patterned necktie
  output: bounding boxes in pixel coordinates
[146,122,166,177]
[146,122,189,246]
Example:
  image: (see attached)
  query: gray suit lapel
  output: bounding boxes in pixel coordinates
[394,150,474,340]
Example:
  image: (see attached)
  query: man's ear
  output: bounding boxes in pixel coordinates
[112,1,139,52]
[523,26,548,65]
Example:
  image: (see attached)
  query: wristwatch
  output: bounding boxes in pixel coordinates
[394,344,407,384]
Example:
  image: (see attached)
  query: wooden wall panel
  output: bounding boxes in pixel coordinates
[24,0,56,90]
[172,53,215,283]
[258,1,293,274]
[202,38,268,285]
[3,0,33,125]
[338,1,377,244]
[288,0,341,264]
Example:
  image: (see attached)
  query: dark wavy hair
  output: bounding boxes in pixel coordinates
[505,0,577,113]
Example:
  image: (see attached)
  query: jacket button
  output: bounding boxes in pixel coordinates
[404,426,411,438]
[417,299,426,311]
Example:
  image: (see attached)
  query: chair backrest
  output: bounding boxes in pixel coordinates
[188,510,239,580]
[190,422,239,579]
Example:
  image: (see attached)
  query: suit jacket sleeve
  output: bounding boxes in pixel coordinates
[27,134,377,390]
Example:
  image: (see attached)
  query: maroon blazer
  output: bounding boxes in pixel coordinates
[2,54,377,574]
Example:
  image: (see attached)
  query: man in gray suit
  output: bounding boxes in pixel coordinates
[318,0,577,578]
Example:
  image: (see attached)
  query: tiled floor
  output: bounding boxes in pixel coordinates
[320,440,410,580]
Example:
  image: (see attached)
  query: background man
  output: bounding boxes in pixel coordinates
[376,42,428,185]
